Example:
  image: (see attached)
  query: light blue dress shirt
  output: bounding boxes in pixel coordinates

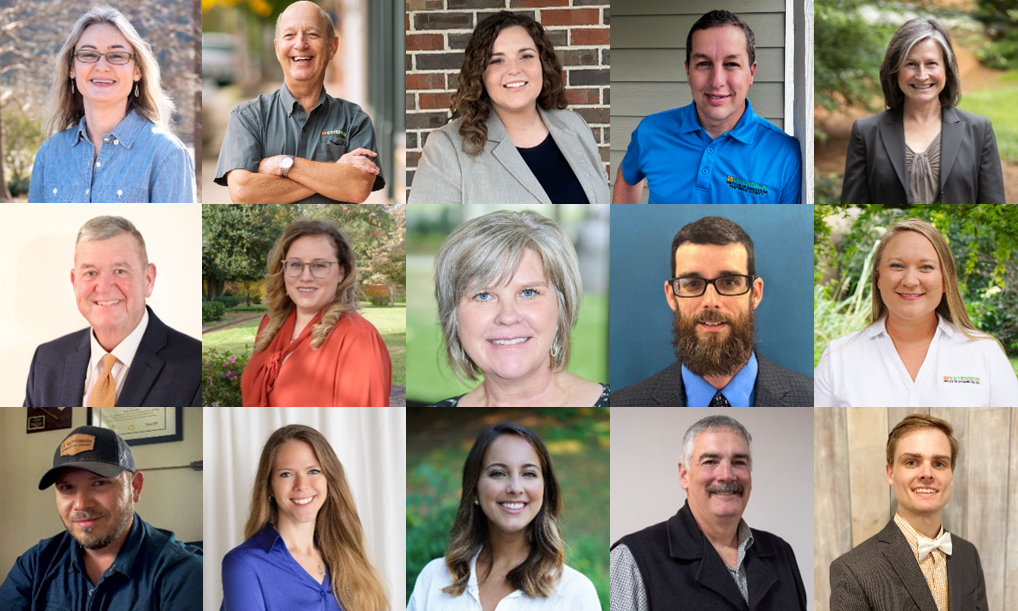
[681,351,759,407]
[29,109,196,203]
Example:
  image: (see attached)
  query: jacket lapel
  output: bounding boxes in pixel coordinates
[939,107,962,197]
[62,331,92,407]
[879,521,939,611]
[542,108,598,204]
[670,504,748,611]
[117,307,167,407]
[745,536,779,611]
[878,108,909,203]
[752,356,783,407]
[652,361,687,407]
[487,113,553,205]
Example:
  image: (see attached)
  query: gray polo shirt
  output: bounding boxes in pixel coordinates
[214,84,385,204]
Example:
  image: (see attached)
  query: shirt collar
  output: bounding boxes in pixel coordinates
[280,83,327,117]
[864,314,954,339]
[90,307,149,372]
[72,109,148,149]
[894,512,946,558]
[678,98,759,144]
[251,523,288,554]
[681,351,758,407]
[72,512,145,579]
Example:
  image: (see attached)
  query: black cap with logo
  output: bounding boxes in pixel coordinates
[38,425,136,490]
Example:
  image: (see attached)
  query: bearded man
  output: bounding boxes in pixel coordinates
[613,216,812,407]
[0,426,202,609]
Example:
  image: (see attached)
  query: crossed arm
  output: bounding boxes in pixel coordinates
[226,148,379,205]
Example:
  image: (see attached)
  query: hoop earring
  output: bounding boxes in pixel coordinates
[550,339,560,359]
[134,82,139,98]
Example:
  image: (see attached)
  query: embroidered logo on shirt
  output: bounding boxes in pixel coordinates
[321,129,348,137]
[726,176,769,196]
[942,376,980,384]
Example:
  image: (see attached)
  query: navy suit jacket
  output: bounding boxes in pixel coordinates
[24,307,201,407]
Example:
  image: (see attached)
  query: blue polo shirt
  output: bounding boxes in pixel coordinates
[620,100,802,204]
[681,351,759,407]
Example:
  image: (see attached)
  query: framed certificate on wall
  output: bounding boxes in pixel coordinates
[87,407,183,446]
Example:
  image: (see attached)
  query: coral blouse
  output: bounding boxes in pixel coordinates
[241,308,391,407]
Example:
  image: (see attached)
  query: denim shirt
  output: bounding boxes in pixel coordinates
[0,513,203,611]
[28,109,196,203]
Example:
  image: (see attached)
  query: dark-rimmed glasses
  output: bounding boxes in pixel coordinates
[668,274,758,298]
[282,259,339,278]
[74,50,136,65]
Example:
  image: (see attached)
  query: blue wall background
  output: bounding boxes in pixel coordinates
[610,204,814,391]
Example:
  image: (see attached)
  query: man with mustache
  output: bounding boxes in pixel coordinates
[613,215,812,407]
[215,1,385,204]
[611,415,807,611]
[830,414,988,611]
[0,426,202,609]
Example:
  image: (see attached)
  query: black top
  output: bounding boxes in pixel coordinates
[517,133,588,205]
[430,384,610,407]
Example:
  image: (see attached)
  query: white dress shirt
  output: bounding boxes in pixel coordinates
[407,552,600,611]
[815,314,1018,407]
[83,309,150,406]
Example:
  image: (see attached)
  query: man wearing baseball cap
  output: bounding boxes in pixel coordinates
[0,426,202,609]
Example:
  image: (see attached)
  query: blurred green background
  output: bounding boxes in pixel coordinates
[406,407,610,609]
[406,204,609,406]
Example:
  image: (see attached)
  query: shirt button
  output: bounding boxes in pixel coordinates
[117,189,123,196]
[702,168,708,174]
[52,188,58,194]
[708,148,714,154]
[95,161,101,168]
[103,137,109,142]
[114,139,119,145]
[86,189,90,194]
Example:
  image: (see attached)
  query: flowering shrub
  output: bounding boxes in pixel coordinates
[202,348,250,407]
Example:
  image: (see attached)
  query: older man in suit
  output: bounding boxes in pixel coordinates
[23,216,201,407]
[830,414,988,611]
[611,415,807,611]
[613,216,812,407]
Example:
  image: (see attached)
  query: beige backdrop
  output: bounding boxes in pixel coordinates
[814,406,1018,611]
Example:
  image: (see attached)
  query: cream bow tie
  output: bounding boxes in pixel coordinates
[917,532,952,560]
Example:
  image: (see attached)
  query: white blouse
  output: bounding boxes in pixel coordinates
[814,315,1018,407]
[407,553,601,611]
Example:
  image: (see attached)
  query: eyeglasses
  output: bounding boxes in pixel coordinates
[282,259,339,278]
[668,274,758,298]
[74,50,135,65]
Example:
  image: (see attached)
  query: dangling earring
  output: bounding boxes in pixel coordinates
[70,78,75,94]
[550,338,561,359]
[134,82,140,98]
[473,498,479,505]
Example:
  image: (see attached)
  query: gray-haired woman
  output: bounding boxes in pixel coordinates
[841,18,1005,206]
[430,209,608,407]
[29,5,195,203]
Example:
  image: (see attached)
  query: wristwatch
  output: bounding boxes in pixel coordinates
[279,155,295,178]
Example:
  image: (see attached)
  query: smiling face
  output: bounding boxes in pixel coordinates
[877,231,945,325]
[483,26,543,117]
[284,234,344,319]
[56,468,141,550]
[685,25,756,137]
[70,23,140,111]
[887,427,953,525]
[72,232,156,352]
[456,249,559,382]
[680,429,752,522]
[477,434,544,538]
[274,2,338,89]
[897,38,946,109]
[271,440,328,528]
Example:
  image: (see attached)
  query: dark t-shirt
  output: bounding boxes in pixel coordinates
[517,133,588,205]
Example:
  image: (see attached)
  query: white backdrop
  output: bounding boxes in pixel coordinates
[0,203,201,407]
[203,407,406,611]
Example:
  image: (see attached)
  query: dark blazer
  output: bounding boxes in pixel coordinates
[841,106,1005,206]
[612,355,813,407]
[830,519,988,611]
[612,502,807,611]
[24,307,201,407]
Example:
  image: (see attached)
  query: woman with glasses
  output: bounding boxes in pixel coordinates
[241,220,391,407]
[28,6,195,203]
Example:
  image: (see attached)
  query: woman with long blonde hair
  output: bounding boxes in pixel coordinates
[222,424,389,611]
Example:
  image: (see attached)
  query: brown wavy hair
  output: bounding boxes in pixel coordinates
[252,220,359,352]
[244,425,388,611]
[443,423,565,598]
[451,11,568,156]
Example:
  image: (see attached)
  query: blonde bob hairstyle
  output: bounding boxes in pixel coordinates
[870,219,1003,351]
[253,220,359,353]
[48,5,175,135]
[434,210,582,382]
[244,425,388,611]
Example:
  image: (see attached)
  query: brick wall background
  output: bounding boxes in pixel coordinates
[405,0,610,199]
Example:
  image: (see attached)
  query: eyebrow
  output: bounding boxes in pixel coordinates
[898,452,951,462]
[691,53,742,62]
[490,47,537,57]
[887,257,938,264]
[79,261,133,269]
[78,44,128,50]
[698,452,751,462]
[678,269,746,278]
[275,463,321,472]
[485,462,541,470]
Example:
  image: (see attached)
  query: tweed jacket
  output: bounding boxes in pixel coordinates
[841,106,1005,206]
[408,107,609,205]
[830,519,988,611]
[612,355,813,407]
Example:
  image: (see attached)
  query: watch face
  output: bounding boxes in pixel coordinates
[281,157,294,169]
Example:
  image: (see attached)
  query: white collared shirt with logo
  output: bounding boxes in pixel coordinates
[815,315,1018,407]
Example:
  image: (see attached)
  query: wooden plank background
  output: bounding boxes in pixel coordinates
[814,407,1018,611]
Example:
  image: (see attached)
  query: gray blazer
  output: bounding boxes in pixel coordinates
[408,107,609,205]
[842,106,1005,205]
[611,354,813,407]
[830,519,988,611]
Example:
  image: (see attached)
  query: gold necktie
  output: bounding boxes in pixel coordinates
[88,354,118,407]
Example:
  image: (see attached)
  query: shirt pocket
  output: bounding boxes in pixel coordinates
[314,133,348,162]
[43,183,79,203]
[93,184,150,203]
